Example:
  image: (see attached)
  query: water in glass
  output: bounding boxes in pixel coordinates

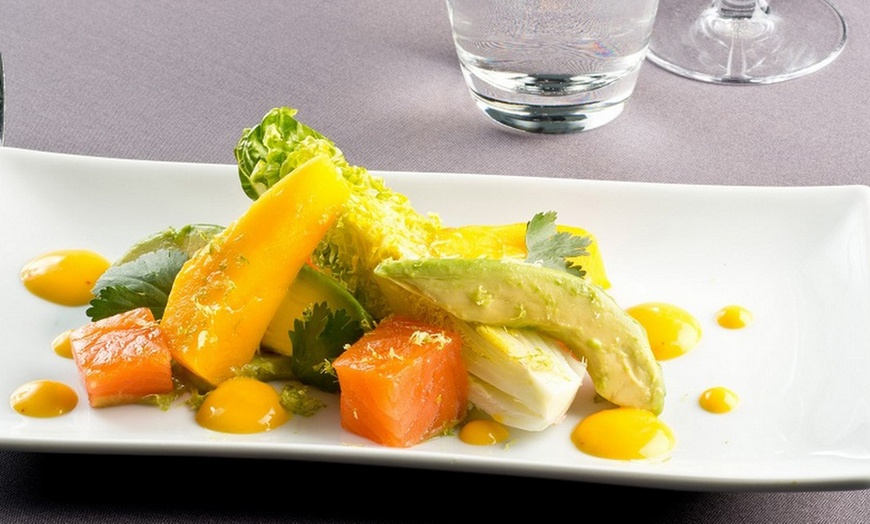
[446,0,659,133]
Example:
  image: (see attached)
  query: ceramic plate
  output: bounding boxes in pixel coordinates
[2,147,869,491]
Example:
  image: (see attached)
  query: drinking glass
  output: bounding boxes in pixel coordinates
[445,0,660,133]
[647,0,847,84]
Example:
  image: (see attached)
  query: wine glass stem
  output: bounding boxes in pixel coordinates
[714,0,769,19]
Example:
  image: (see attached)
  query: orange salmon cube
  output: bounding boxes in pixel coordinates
[333,316,468,448]
[69,307,174,408]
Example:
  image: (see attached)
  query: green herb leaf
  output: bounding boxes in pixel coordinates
[86,225,223,321]
[524,211,590,277]
[289,302,367,393]
[86,249,187,321]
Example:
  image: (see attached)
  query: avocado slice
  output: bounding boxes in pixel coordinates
[261,264,374,356]
[114,224,224,264]
[374,258,665,414]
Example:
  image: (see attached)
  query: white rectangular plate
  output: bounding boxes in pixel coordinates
[2,147,870,491]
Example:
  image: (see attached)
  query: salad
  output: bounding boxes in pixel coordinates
[15,107,671,457]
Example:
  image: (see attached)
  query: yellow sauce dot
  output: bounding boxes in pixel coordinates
[459,419,510,446]
[699,387,740,414]
[10,380,79,417]
[571,407,675,461]
[52,330,74,359]
[626,302,702,360]
[195,377,289,434]
[716,305,753,329]
[20,250,110,306]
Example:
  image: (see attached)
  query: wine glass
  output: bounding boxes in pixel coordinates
[647,0,847,84]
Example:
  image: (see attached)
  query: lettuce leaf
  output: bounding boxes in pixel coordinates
[234,107,342,200]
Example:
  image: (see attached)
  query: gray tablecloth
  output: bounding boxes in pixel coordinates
[1,1,869,522]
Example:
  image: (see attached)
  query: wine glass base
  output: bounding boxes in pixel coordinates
[647,0,847,84]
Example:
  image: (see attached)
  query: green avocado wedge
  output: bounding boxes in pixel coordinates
[114,224,224,264]
[374,258,665,414]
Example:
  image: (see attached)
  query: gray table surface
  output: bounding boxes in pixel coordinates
[1,1,869,522]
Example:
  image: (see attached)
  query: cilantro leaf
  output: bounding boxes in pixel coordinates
[86,249,188,321]
[289,302,367,393]
[85,225,222,322]
[524,211,591,277]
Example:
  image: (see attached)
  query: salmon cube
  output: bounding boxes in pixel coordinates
[333,316,468,447]
[70,307,174,408]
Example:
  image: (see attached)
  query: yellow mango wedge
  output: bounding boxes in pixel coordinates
[161,155,350,386]
[429,223,610,289]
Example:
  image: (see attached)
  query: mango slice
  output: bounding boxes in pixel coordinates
[160,155,350,386]
[430,223,610,289]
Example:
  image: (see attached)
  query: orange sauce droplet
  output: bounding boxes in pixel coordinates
[716,305,753,329]
[571,407,675,461]
[20,249,110,306]
[10,380,79,417]
[195,377,289,434]
[52,330,74,359]
[626,302,702,360]
[699,387,740,414]
[459,419,510,446]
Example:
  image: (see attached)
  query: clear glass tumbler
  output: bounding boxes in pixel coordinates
[446,0,660,134]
